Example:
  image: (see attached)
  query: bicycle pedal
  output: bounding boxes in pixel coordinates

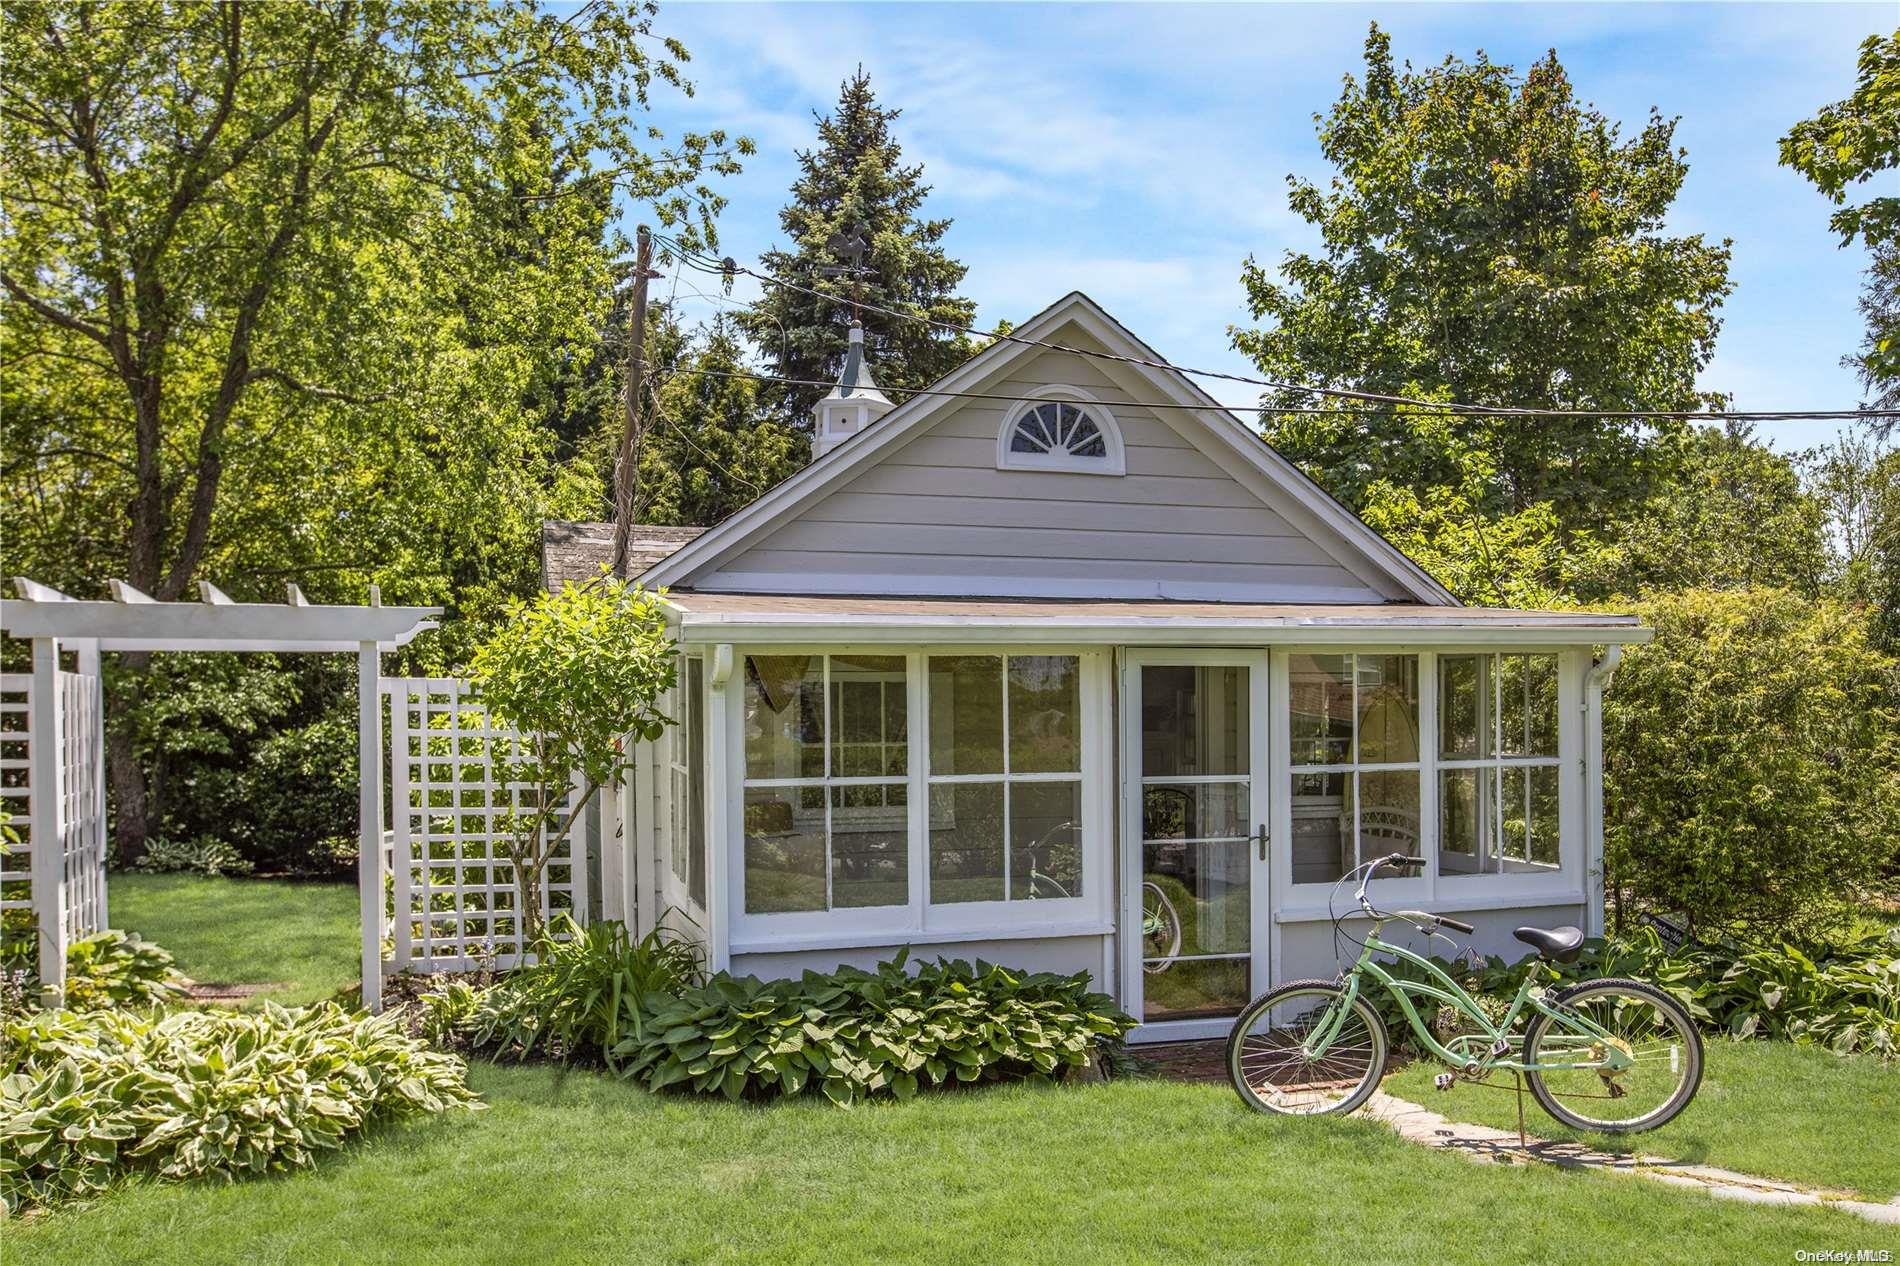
[1491,1037,1511,1057]
[1433,1072,1456,1092]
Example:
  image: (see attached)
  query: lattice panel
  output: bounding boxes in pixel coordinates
[0,674,31,923]
[386,678,587,972]
[57,671,107,939]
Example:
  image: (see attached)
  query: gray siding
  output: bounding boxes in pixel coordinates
[692,332,1396,602]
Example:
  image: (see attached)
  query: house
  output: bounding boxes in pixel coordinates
[544,292,1649,1043]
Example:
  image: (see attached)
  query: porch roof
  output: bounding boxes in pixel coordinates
[659,591,1650,647]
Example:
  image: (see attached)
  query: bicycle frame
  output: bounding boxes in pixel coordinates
[1305,923,1634,1076]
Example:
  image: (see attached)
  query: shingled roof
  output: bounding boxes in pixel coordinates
[539,521,707,593]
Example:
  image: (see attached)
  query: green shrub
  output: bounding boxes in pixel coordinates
[133,834,254,877]
[1602,589,1900,941]
[0,929,186,1014]
[420,917,702,1065]
[616,954,1135,1106]
[0,1002,479,1214]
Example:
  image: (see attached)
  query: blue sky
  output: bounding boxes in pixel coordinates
[632,2,1894,451]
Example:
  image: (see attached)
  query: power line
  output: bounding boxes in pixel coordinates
[657,363,1892,426]
[654,230,1895,426]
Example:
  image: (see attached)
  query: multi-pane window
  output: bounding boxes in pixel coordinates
[1288,654,1421,884]
[926,654,1082,903]
[670,658,706,909]
[742,654,909,913]
[1438,654,1561,876]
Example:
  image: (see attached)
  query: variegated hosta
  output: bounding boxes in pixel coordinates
[0,1003,480,1214]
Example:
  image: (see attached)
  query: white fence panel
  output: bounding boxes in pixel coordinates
[1,668,108,982]
[0,675,32,930]
[57,670,108,940]
[385,677,588,974]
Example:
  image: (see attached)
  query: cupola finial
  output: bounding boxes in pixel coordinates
[812,322,894,459]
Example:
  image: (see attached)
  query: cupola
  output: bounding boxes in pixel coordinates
[812,323,895,459]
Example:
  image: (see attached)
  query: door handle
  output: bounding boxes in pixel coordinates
[1255,823,1270,861]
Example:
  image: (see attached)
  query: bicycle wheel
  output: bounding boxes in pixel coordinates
[1141,882,1181,973]
[1227,980,1388,1116]
[1522,977,1703,1133]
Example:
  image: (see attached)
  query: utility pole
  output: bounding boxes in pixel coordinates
[610,224,657,580]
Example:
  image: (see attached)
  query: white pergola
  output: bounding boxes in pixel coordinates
[0,578,438,1009]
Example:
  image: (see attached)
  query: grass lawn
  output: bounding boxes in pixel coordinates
[108,873,359,1007]
[1384,1038,1900,1200]
[4,1064,1884,1266]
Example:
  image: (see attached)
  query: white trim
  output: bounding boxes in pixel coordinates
[639,291,1455,605]
[1273,888,1586,923]
[730,920,1114,957]
[671,612,1652,649]
[994,384,1126,476]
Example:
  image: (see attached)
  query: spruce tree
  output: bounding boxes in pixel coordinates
[739,69,976,427]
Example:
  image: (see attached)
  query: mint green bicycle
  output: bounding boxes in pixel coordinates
[1226,854,1702,1133]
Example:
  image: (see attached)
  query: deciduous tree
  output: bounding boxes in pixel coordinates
[1235,26,1732,531]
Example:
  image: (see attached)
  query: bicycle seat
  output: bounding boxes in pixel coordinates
[1513,925,1585,964]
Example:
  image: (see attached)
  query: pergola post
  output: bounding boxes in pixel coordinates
[28,635,65,1005]
[358,640,384,1012]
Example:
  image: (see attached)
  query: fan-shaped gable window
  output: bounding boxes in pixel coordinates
[996,390,1125,475]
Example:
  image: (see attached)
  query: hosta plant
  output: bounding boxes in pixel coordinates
[0,1002,479,1214]
[0,929,185,1015]
[615,954,1135,1106]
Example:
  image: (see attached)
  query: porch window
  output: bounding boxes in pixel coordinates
[741,654,910,913]
[669,657,707,909]
[1437,654,1561,877]
[926,654,1082,903]
[1288,653,1421,884]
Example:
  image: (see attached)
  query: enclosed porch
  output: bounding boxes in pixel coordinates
[621,593,1650,1042]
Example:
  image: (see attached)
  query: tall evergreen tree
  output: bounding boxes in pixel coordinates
[1235,27,1732,532]
[738,70,976,428]
[639,313,804,525]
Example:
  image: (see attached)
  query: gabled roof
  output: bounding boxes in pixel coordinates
[641,292,1456,606]
[539,522,705,594]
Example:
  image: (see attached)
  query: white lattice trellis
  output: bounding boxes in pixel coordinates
[386,677,588,973]
[0,675,32,930]
[0,668,108,982]
[56,670,107,941]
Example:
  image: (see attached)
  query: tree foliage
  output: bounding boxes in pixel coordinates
[1602,589,1900,940]
[1236,26,1732,529]
[467,578,674,943]
[0,1,745,855]
[737,69,976,428]
[640,316,805,526]
[1781,28,1900,410]
[1605,424,1829,598]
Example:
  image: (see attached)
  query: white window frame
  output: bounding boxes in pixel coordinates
[1436,652,1565,881]
[1272,646,1585,922]
[994,385,1126,476]
[1285,651,1427,898]
[726,645,1113,951]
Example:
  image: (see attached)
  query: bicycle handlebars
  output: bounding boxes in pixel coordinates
[1351,853,1475,934]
